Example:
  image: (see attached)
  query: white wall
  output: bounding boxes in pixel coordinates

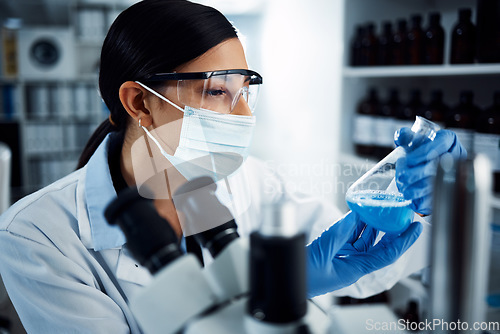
[199,0,346,202]
[252,0,345,202]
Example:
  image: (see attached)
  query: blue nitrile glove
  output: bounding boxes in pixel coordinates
[336,220,378,256]
[394,128,467,215]
[306,211,422,298]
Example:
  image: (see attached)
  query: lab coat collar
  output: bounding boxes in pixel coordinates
[85,134,126,251]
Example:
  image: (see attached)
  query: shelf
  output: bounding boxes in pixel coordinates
[343,64,500,78]
[0,76,98,84]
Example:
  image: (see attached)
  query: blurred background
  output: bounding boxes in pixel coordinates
[0,0,499,333]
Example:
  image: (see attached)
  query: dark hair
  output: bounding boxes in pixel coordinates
[77,0,237,169]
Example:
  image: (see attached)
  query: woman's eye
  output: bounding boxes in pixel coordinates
[205,89,226,97]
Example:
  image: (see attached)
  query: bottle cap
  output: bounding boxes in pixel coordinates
[355,25,363,35]
[382,21,392,32]
[458,8,472,21]
[431,90,443,101]
[410,89,422,101]
[429,12,441,25]
[397,19,407,30]
[389,88,399,100]
[459,90,474,104]
[493,91,500,105]
[411,15,422,26]
[3,18,22,30]
[368,87,379,100]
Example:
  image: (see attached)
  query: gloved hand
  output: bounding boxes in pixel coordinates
[336,219,378,256]
[306,211,422,298]
[394,128,467,215]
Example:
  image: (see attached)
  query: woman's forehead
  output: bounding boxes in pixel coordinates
[176,38,248,73]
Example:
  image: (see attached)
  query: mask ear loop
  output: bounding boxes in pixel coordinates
[139,118,171,158]
[135,81,185,113]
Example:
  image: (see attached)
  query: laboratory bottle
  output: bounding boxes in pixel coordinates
[450,8,476,64]
[392,19,409,65]
[394,90,417,133]
[346,116,440,233]
[424,12,445,65]
[422,90,448,129]
[402,89,425,120]
[1,19,22,78]
[353,88,379,157]
[350,25,364,66]
[476,0,500,63]
[374,89,399,159]
[407,15,425,65]
[445,90,480,153]
[377,21,393,66]
[474,91,500,193]
[361,23,378,66]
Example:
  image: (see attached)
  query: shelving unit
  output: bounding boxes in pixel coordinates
[0,1,130,201]
[335,0,500,212]
[336,0,500,325]
[343,63,500,77]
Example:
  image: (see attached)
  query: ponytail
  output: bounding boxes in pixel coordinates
[76,119,117,169]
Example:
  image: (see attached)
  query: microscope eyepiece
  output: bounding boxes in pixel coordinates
[174,177,239,258]
[105,186,183,274]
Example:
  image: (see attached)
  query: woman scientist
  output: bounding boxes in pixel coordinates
[0,0,465,333]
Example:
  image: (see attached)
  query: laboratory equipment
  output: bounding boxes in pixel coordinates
[429,154,492,331]
[474,91,500,193]
[345,116,440,233]
[0,142,11,215]
[424,12,445,65]
[105,177,330,334]
[450,8,476,64]
[407,15,424,65]
[446,91,480,153]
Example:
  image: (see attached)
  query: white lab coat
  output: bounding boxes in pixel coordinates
[0,134,430,333]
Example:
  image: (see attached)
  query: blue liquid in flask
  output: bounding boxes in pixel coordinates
[346,190,414,233]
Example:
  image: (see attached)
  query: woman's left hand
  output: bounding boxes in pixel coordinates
[306,211,422,298]
[394,128,467,216]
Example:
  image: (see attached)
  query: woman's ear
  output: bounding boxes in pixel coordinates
[119,81,153,127]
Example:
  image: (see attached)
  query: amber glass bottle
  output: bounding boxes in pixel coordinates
[407,15,425,65]
[403,89,425,119]
[374,89,400,159]
[350,25,364,66]
[395,90,419,134]
[424,13,445,64]
[450,8,476,64]
[354,88,379,157]
[446,91,480,153]
[377,22,393,66]
[476,0,500,63]
[474,91,500,193]
[361,23,378,66]
[392,19,408,65]
[423,90,448,129]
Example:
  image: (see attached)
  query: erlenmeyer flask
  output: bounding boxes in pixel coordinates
[346,116,441,233]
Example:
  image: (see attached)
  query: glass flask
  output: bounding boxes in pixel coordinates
[346,116,441,233]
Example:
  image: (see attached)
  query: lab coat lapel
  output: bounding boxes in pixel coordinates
[115,247,152,287]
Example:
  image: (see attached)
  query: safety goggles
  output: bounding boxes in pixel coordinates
[143,69,263,114]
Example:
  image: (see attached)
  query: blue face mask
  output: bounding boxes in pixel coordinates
[135,81,256,182]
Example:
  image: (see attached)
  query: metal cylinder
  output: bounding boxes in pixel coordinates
[429,154,492,332]
[248,201,307,324]
[0,142,11,215]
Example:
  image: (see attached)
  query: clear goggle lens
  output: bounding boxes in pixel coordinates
[177,73,260,114]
